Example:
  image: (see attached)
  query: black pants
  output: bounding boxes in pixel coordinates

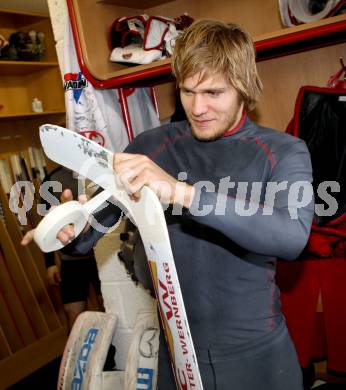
[157,321,303,390]
[60,257,101,304]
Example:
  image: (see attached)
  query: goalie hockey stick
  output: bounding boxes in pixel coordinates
[34,124,203,390]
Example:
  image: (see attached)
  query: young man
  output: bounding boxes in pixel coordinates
[56,20,314,389]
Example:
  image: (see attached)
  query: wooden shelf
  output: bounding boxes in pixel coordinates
[0,61,59,75]
[0,8,57,62]
[67,0,346,88]
[0,7,49,18]
[255,14,346,61]
[0,8,65,126]
[0,8,49,27]
[101,0,175,8]
[0,111,65,120]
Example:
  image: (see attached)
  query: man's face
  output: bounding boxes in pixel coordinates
[180,72,244,141]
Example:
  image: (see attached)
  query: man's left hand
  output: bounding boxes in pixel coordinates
[113,153,195,208]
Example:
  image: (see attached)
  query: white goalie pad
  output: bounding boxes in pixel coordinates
[124,311,159,390]
[109,43,162,64]
[144,17,179,56]
[57,310,159,390]
[58,311,118,390]
[109,15,181,64]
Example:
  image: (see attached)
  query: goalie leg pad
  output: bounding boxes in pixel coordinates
[58,311,117,390]
[124,311,159,390]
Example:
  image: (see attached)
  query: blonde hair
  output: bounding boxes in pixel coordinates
[171,19,263,111]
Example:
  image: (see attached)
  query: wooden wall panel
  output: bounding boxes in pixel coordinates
[0,248,37,345]
[256,42,346,131]
[0,327,67,389]
[0,288,24,353]
[0,326,11,360]
[0,219,50,337]
[0,188,61,332]
[26,68,65,113]
[149,0,282,36]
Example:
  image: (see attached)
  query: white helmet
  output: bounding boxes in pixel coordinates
[279,0,345,26]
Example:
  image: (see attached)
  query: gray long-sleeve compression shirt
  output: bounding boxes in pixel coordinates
[65,116,314,348]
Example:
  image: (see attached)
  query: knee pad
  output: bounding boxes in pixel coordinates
[58,311,122,389]
[124,311,159,390]
[58,310,159,389]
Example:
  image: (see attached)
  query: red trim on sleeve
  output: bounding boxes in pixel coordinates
[254,137,277,169]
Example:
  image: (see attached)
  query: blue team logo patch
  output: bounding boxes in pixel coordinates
[64,72,88,103]
[137,368,154,390]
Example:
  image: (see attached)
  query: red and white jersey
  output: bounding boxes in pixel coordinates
[63,20,160,151]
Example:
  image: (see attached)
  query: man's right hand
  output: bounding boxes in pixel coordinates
[55,188,77,245]
[56,188,89,245]
[21,229,35,246]
[21,188,88,248]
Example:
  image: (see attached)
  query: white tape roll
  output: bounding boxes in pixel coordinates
[34,189,113,253]
[278,0,293,26]
[34,201,87,252]
[288,0,339,23]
